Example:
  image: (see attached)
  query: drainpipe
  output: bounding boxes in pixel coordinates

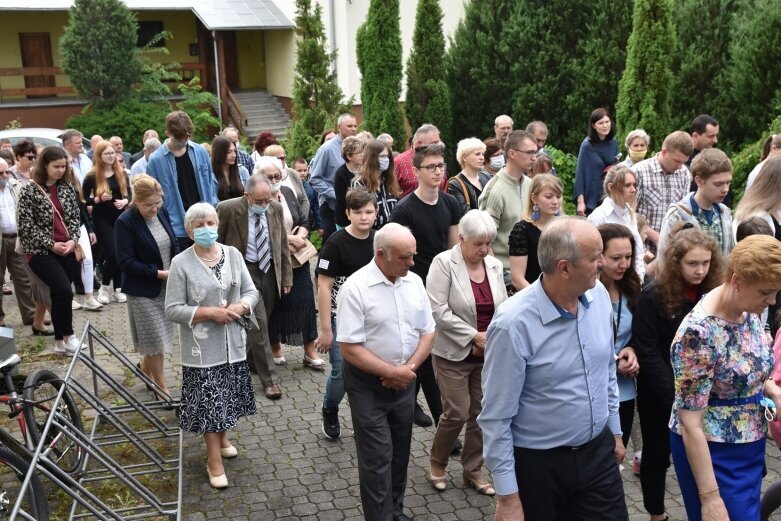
[212,30,223,124]
[328,0,337,75]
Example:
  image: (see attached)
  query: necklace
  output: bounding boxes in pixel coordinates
[196,248,220,263]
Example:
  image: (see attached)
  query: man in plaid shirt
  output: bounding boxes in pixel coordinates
[631,131,693,253]
[395,124,448,198]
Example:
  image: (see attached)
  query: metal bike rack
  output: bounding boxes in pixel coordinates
[11,322,182,520]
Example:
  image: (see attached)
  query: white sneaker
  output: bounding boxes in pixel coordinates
[97,286,111,305]
[66,336,84,351]
[82,298,103,311]
[54,338,81,355]
[71,299,82,310]
[112,290,127,303]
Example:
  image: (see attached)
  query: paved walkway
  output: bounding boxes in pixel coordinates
[5,284,781,520]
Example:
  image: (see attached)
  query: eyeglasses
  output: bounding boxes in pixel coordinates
[23,154,36,160]
[509,148,537,157]
[417,163,446,173]
[266,174,282,181]
[277,156,286,162]
[102,152,117,157]
[137,201,163,210]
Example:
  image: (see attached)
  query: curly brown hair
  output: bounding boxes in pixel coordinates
[656,225,723,315]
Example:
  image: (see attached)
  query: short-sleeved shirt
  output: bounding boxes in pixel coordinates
[669,300,773,443]
[336,259,435,366]
[389,192,462,282]
[508,220,542,284]
[174,150,200,211]
[316,229,375,317]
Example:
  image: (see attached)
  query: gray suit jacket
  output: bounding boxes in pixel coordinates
[216,196,293,295]
[426,244,508,361]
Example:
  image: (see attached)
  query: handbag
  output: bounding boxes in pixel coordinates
[33,183,84,262]
[290,226,318,268]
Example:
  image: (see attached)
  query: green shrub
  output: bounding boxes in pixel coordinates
[66,99,169,153]
[547,145,578,215]
[175,78,221,143]
[730,114,781,207]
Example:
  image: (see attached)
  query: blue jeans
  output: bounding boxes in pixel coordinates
[323,318,345,409]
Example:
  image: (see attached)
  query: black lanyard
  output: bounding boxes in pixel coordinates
[612,294,623,344]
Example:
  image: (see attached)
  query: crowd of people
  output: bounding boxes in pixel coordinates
[3,106,781,521]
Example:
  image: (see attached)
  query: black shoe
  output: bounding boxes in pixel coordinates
[322,406,341,439]
[413,403,433,427]
[451,438,463,454]
[394,514,414,521]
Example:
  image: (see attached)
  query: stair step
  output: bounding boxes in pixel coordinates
[230,89,291,140]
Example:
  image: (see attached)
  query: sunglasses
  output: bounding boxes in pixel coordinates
[23,154,36,160]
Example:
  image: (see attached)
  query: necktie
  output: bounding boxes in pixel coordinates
[256,213,271,273]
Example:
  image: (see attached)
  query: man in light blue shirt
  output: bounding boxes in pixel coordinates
[309,113,357,241]
[478,217,628,521]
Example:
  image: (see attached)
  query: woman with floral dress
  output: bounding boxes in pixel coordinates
[669,235,781,521]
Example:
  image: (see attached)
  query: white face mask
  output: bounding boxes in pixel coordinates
[490,155,505,170]
[270,183,281,193]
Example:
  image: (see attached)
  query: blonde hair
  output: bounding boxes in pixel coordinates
[524,174,563,221]
[726,234,781,286]
[456,138,486,168]
[131,174,163,204]
[735,157,781,222]
[86,140,129,199]
[263,144,286,158]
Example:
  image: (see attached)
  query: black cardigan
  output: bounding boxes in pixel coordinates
[631,281,697,409]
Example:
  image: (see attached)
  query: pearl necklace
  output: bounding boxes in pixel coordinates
[196,248,220,263]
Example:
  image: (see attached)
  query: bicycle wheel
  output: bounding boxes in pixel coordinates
[0,444,49,521]
[22,369,85,476]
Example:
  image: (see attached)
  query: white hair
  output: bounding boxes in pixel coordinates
[184,202,218,231]
[253,156,283,177]
[458,210,497,241]
[624,129,650,150]
[494,114,513,126]
[374,222,413,255]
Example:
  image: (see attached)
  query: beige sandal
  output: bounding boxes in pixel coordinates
[464,475,495,496]
[429,470,447,491]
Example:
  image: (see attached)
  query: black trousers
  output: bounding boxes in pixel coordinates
[29,253,77,340]
[415,355,443,423]
[345,362,414,521]
[619,399,635,448]
[93,218,121,289]
[514,427,629,521]
[320,204,336,242]
[637,389,673,516]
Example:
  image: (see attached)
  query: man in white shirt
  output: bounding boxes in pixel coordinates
[336,223,436,521]
[62,129,92,184]
[130,138,162,179]
[0,159,35,327]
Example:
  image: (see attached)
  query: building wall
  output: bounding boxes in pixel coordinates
[135,10,199,66]
[269,0,467,103]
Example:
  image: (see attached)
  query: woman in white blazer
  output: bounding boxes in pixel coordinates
[425,210,508,496]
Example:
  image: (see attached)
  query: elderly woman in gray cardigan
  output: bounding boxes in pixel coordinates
[165,202,258,489]
[425,210,508,496]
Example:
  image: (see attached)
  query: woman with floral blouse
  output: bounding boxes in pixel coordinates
[669,234,781,521]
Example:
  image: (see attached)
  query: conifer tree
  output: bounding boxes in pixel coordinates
[446,0,515,143]
[286,0,352,159]
[356,0,405,149]
[404,0,451,143]
[60,0,143,108]
[615,0,675,145]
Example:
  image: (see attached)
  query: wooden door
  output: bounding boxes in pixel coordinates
[222,31,239,89]
[19,33,55,98]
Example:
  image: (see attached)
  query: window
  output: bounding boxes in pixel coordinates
[137,21,165,48]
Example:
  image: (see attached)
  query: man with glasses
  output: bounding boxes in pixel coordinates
[394,124,448,198]
[0,158,36,328]
[391,143,461,431]
[216,173,292,400]
[494,115,514,145]
[147,111,218,251]
[478,130,535,272]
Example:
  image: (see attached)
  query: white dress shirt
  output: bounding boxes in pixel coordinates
[336,259,435,366]
[0,187,17,234]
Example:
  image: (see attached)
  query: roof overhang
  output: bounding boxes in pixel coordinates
[0,0,293,30]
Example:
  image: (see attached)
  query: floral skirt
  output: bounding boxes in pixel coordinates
[179,361,256,434]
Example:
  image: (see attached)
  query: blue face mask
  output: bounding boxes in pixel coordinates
[378,157,390,172]
[250,204,267,216]
[193,226,218,248]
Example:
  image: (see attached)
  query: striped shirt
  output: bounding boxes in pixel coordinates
[632,155,691,235]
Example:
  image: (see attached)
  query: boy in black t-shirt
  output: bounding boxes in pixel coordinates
[314,188,377,439]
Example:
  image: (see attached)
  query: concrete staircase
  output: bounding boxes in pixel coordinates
[232,89,291,141]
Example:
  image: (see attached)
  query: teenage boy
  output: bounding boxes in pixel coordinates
[390,142,461,430]
[314,188,378,439]
[657,147,735,263]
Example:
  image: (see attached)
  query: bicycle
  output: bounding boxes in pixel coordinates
[0,443,49,521]
[0,353,86,476]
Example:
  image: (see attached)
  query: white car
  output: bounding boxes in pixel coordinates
[0,128,91,151]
